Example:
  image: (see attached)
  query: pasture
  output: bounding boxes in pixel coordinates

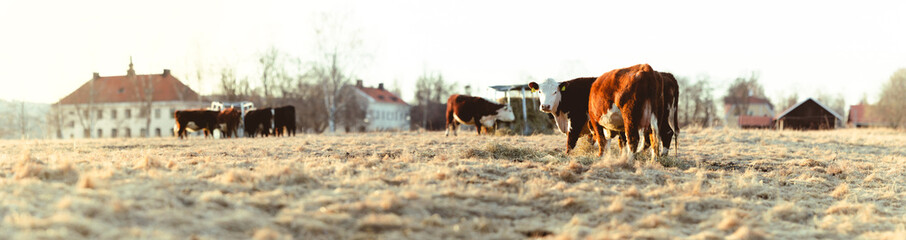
[1,128,905,239]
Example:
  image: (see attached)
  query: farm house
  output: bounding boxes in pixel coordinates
[775,98,844,130]
[54,59,205,139]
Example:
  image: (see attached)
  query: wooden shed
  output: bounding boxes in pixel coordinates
[775,98,844,130]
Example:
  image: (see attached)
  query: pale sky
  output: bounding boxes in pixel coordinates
[2,0,904,108]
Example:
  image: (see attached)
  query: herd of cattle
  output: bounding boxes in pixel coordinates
[173,64,677,161]
[445,64,679,161]
[174,105,296,139]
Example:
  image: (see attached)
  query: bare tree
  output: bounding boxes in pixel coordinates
[723,71,765,117]
[47,103,64,139]
[336,85,367,132]
[71,76,98,138]
[877,68,906,128]
[815,90,846,117]
[259,46,290,106]
[218,66,242,102]
[295,79,329,133]
[773,91,799,113]
[131,74,155,137]
[307,11,370,133]
[678,75,717,127]
[17,101,27,138]
[413,71,456,130]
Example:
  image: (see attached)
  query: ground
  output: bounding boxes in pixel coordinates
[1,128,905,239]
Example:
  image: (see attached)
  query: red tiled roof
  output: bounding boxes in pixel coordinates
[738,116,773,127]
[357,86,408,105]
[57,73,199,105]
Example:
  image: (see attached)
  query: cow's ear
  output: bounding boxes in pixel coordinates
[528,82,539,92]
[559,82,570,92]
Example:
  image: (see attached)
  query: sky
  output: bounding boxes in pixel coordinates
[1,0,904,110]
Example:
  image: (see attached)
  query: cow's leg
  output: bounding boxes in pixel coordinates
[609,130,624,153]
[622,110,639,164]
[565,116,586,154]
[591,123,607,157]
[178,123,187,139]
[648,104,661,162]
[475,122,482,136]
[445,108,454,137]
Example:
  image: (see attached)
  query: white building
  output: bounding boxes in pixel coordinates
[353,80,410,131]
[55,60,205,139]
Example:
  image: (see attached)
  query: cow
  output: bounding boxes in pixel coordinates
[244,108,273,138]
[587,64,678,162]
[174,109,219,139]
[273,105,296,137]
[444,94,516,136]
[655,71,680,156]
[528,77,599,153]
[217,107,241,138]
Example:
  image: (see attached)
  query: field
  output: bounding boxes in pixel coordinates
[2,128,906,239]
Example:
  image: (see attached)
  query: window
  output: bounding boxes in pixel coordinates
[97,110,103,119]
[97,129,103,138]
[154,109,161,119]
[140,128,147,137]
[170,128,174,136]
[125,128,131,138]
[67,121,74,128]
[83,129,90,138]
[125,109,132,118]
[111,129,118,138]
[83,110,88,118]
[155,128,161,137]
[68,111,74,115]
[170,108,175,119]
[112,109,118,119]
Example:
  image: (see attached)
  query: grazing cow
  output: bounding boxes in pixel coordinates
[656,71,680,156]
[174,109,219,139]
[587,64,678,161]
[445,94,516,136]
[217,108,241,138]
[528,77,598,153]
[273,105,296,137]
[244,108,273,138]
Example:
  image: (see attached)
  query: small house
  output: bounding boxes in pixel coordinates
[723,96,775,129]
[353,80,410,131]
[775,98,843,130]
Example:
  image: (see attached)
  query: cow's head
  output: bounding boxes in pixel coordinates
[528,78,564,113]
[496,105,516,122]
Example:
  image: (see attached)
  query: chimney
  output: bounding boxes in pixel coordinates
[93,72,100,79]
[356,79,363,88]
[163,69,171,77]
[378,83,384,90]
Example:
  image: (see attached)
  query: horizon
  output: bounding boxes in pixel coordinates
[2,1,904,108]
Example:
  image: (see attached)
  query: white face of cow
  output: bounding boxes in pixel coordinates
[529,78,561,113]
[496,105,516,122]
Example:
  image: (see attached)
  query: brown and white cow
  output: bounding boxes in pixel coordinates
[587,64,678,162]
[273,105,296,137]
[244,108,273,138]
[174,109,219,139]
[445,94,516,136]
[217,108,241,138]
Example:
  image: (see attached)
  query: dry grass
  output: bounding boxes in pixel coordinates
[1,128,905,239]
